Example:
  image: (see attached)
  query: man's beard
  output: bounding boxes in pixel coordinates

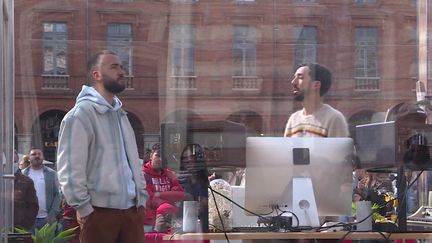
[103,79,126,94]
[293,92,304,101]
[30,160,43,167]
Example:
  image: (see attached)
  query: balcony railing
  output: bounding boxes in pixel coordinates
[42,75,69,89]
[232,76,262,90]
[170,0,198,3]
[354,77,380,91]
[170,76,197,90]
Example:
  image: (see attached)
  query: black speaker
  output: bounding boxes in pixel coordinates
[161,120,246,170]
[355,121,432,171]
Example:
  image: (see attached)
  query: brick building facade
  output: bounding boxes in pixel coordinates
[13,0,423,162]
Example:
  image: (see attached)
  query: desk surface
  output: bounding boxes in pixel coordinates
[163,232,432,241]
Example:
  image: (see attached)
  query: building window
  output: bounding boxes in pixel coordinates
[428,32,432,80]
[294,26,317,68]
[170,24,195,77]
[107,23,133,76]
[107,23,133,88]
[294,0,318,3]
[355,27,379,90]
[43,22,68,76]
[233,25,256,77]
[353,0,376,5]
[235,0,255,3]
[170,0,198,3]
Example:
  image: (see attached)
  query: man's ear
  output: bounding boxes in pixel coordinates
[312,80,321,91]
[92,70,101,80]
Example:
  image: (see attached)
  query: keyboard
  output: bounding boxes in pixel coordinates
[231,226,272,232]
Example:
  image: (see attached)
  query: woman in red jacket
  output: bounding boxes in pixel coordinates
[143,144,185,233]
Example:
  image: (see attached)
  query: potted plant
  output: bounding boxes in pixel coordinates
[15,222,78,243]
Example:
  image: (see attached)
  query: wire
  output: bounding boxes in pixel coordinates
[275,205,300,229]
[384,169,424,241]
[339,230,389,243]
[207,186,274,222]
[208,223,224,232]
[167,229,182,243]
[208,185,230,243]
[208,183,395,234]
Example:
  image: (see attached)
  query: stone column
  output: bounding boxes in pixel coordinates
[16,133,32,155]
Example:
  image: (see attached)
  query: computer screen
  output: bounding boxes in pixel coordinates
[244,137,353,226]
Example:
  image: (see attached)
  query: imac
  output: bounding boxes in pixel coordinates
[244,137,354,227]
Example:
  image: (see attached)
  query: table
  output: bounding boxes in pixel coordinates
[163,232,432,242]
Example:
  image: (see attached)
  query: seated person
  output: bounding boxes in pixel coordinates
[143,144,185,233]
[177,143,210,232]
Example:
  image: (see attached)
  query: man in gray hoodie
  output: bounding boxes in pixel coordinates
[57,50,147,243]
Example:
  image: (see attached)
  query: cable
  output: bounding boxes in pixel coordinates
[207,186,274,222]
[275,205,300,229]
[384,169,424,241]
[167,229,182,243]
[339,230,389,243]
[208,184,379,234]
[208,185,230,243]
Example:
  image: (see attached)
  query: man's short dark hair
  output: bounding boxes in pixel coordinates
[28,147,42,155]
[86,50,117,82]
[297,63,332,96]
[151,143,161,154]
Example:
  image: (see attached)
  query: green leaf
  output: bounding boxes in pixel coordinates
[53,234,76,243]
[55,226,78,240]
[22,222,78,243]
[14,227,29,234]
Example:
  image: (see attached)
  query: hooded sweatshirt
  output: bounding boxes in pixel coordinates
[57,85,148,218]
[143,160,184,225]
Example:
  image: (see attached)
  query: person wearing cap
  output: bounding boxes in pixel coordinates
[142,144,184,233]
[284,63,349,138]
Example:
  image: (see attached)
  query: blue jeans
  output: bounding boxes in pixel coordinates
[34,217,48,230]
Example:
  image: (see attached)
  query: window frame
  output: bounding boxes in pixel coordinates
[42,22,68,76]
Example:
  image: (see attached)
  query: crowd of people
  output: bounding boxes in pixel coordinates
[12,143,243,239]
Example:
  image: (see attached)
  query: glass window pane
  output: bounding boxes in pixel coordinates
[107,23,133,75]
[43,23,53,33]
[8,1,432,237]
[169,25,195,76]
[43,48,54,73]
[355,27,378,78]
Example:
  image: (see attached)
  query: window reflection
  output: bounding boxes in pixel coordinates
[42,22,68,76]
[233,25,256,77]
[294,26,317,68]
[170,24,196,77]
[355,27,379,90]
[107,23,133,77]
[4,0,432,237]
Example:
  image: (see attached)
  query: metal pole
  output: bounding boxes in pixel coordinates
[0,0,5,241]
[1,0,15,241]
[4,0,15,236]
[418,0,431,210]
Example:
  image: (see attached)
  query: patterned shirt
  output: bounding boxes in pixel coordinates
[284,104,349,137]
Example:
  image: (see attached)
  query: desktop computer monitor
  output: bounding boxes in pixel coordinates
[244,137,354,227]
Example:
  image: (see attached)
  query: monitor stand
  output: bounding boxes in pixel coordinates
[292,177,320,227]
